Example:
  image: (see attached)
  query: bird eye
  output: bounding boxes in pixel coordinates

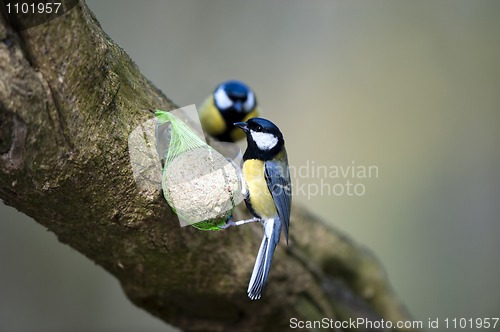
[255,124,262,131]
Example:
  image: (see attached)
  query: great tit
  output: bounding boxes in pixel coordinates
[234,118,291,300]
[199,80,260,142]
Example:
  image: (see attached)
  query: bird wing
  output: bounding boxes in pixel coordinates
[265,154,292,244]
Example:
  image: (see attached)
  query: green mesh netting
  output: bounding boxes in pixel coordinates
[155,110,207,165]
[155,110,237,231]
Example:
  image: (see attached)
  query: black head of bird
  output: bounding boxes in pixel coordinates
[234,118,284,160]
[199,80,260,142]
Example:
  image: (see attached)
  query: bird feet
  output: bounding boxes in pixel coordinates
[220,216,261,229]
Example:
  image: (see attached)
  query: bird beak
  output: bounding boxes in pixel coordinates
[234,122,249,132]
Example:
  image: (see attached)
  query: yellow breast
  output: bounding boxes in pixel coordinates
[243,159,277,218]
[198,96,226,136]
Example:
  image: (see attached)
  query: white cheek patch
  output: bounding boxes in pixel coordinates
[250,130,278,151]
[214,87,233,109]
[244,91,255,111]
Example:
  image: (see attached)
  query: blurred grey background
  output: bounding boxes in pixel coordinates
[1,1,499,331]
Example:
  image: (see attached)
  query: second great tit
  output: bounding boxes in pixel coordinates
[199,80,260,142]
[234,118,291,300]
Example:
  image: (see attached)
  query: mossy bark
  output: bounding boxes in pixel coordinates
[0,1,415,331]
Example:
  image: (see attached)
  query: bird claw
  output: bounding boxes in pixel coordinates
[219,215,234,229]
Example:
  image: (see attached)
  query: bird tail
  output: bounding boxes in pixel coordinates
[247,218,281,300]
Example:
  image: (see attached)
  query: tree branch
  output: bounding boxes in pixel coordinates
[0,2,414,331]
